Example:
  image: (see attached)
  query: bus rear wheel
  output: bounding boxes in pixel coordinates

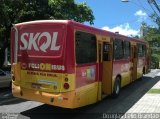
[112,76,121,98]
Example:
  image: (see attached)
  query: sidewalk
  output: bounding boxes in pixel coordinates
[121,77,160,118]
[156,72,160,76]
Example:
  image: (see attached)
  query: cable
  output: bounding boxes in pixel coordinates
[147,0,160,23]
[153,0,160,13]
[127,0,154,22]
[148,0,159,16]
[156,0,160,3]
[136,0,153,15]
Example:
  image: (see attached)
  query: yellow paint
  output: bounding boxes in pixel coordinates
[97,82,102,101]
[12,62,75,93]
[121,71,131,87]
[13,70,75,93]
[131,44,138,81]
[137,67,143,79]
[74,82,98,108]
[130,41,136,45]
[96,35,110,42]
[111,71,131,92]
[12,63,21,85]
[102,61,112,94]
[12,82,99,108]
[111,76,116,93]
[97,36,113,95]
[12,62,99,108]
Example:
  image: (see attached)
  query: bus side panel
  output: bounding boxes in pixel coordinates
[75,64,98,107]
[112,60,131,88]
[76,65,97,88]
[65,23,75,73]
[137,57,145,79]
[73,26,99,107]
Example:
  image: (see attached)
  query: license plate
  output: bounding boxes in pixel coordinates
[31,83,41,89]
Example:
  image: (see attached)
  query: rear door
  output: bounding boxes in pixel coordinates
[100,37,113,95]
[131,44,138,81]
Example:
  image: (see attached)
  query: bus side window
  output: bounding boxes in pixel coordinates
[75,31,97,64]
[103,43,110,61]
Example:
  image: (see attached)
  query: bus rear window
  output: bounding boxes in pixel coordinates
[75,31,97,64]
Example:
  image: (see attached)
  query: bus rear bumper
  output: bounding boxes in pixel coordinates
[12,82,99,108]
[12,83,77,108]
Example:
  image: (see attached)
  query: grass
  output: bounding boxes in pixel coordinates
[148,89,160,94]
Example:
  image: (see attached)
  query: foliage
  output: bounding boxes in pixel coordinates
[151,54,160,69]
[149,14,160,29]
[142,22,160,69]
[0,0,94,67]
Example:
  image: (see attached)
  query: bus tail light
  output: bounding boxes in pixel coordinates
[63,83,69,89]
[64,78,68,82]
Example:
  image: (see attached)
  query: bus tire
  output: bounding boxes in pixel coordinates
[112,76,121,98]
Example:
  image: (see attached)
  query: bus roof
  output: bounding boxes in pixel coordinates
[68,20,147,44]
[15,20,69,26]
[14,20,147,44]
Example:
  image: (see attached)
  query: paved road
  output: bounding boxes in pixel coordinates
[0,88,15,105]
[0,69,160,119]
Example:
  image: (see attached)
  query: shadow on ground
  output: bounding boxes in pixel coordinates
[0,98,27,106]
[20,76,160,119]
[0,87,27,106]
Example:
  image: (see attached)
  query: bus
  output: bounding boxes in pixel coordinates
[11,20,150,108]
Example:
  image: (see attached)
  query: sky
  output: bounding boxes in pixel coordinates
[75,0,160,36]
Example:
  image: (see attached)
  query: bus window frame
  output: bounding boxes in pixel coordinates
[123,40,131,60]
[103,42,111,61]
[75,30,97,65]
[113,38,124,60]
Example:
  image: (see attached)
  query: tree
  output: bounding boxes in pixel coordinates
[143,23,160,68]
[0,0,95,67]
[149,13,160,29]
